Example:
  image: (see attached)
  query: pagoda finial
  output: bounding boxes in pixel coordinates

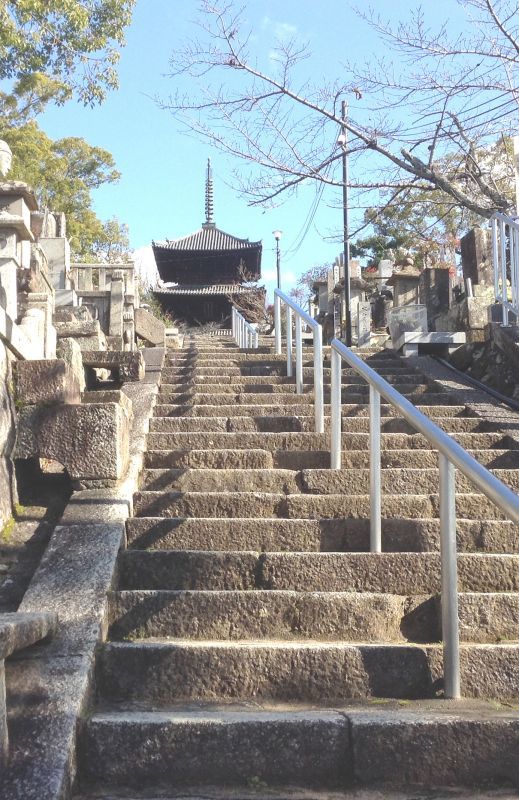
[205,158,214,225]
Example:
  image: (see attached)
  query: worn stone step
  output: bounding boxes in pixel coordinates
[148,416,505,436]
[138,466,519,495]
[109,589,431,642]
[152,403,470,419]
[79,709,350,790]
[93,782,506,799]
[144,447,519,472]
[78,704,519,790]
[117,551,519,593]
[160,369,421,383]
[109,587,519,645]
[145,430,516,453]
[98,640,519,704]
[134,490,505,520]
[300,468,519,494]
[285,491,510,520]
[125,516,519,554]
[157,385,442,403]
[140,468,301,493]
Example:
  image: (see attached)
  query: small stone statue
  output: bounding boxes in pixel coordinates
[0,140,12,177]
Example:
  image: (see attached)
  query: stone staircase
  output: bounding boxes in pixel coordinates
[76,335,519,797]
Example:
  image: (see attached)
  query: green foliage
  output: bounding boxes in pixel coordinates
[0,0,135,106]
[0,116,128,259]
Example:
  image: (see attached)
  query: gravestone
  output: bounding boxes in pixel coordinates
[461,227,493,286]
[357,301,371,348]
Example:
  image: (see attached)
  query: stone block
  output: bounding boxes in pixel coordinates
[15,401,130,481]
[56,337,85,393]
[82,389,133,419]
[81,350,144,382]
[135,307,166,346]
[14,359,81,406]
[54,320,99,337]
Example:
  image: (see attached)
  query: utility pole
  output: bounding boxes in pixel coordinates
[273,229,282,290]
[341,100,352,346]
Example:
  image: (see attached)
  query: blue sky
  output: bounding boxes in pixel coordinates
[38,0,472,296]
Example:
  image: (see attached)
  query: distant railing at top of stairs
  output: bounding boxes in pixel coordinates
[231,307,259,349]
[274,289,324,434]
[491,212,519,324]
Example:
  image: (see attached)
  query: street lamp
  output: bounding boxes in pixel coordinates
[273,229,283,290]
[338,100,352,347]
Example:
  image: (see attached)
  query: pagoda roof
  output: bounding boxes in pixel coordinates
[154,283,261,296]
[153,224,261,254]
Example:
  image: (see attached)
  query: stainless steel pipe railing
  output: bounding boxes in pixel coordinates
[232,307,259,349]
[274,289,324,433]
[330,336,519,699]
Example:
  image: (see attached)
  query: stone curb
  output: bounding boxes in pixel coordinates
[0,351,163,800]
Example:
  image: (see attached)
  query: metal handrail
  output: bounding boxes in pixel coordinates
[274,289,324,433]
[231,307,258,349]
[330,337,519,700]
[491,212,519,325]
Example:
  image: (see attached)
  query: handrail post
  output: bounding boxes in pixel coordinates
[232,308,235,340]
[295,313,303,394]
[492,216,499,305]
[314,324,324,433]
[286,306,293,377]
[439,453,461,700]
[274,293,282,355]
[331,347,342,469]
[254,329,259,349]
[500,218,508,325]
[369,386,382,553]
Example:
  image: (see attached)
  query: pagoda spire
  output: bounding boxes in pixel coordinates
[204,158,215,226]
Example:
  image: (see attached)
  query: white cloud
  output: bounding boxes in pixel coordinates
[261,16,298,39]
[274,21,297,39]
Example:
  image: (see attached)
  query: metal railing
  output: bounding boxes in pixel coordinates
[231,307,259,349]
[274,289,324,433]
[491,212,519,325]
[330,337,519,699]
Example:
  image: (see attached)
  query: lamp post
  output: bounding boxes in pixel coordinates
[273,229,283,290]
[338,100,352,347]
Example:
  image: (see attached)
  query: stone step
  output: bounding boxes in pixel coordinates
[138,466,519,494]
[72,789,519,800]
[145,430,516,453]
[148,416,506,435]
[144,447,519,472]
[157,384,442,402]
[109,589,431,643]
[125,516,519,554]
[78,704,519,790]
[117,551,519,593]
[79,709,350,790]
[98,640,519,703]
[160,369,421,383]
[140,468,301,492]
[153,403,470,419]
[108,587,519,644]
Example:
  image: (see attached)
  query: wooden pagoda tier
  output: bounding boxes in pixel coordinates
[152,223,262,285]
[153,283,265,326]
